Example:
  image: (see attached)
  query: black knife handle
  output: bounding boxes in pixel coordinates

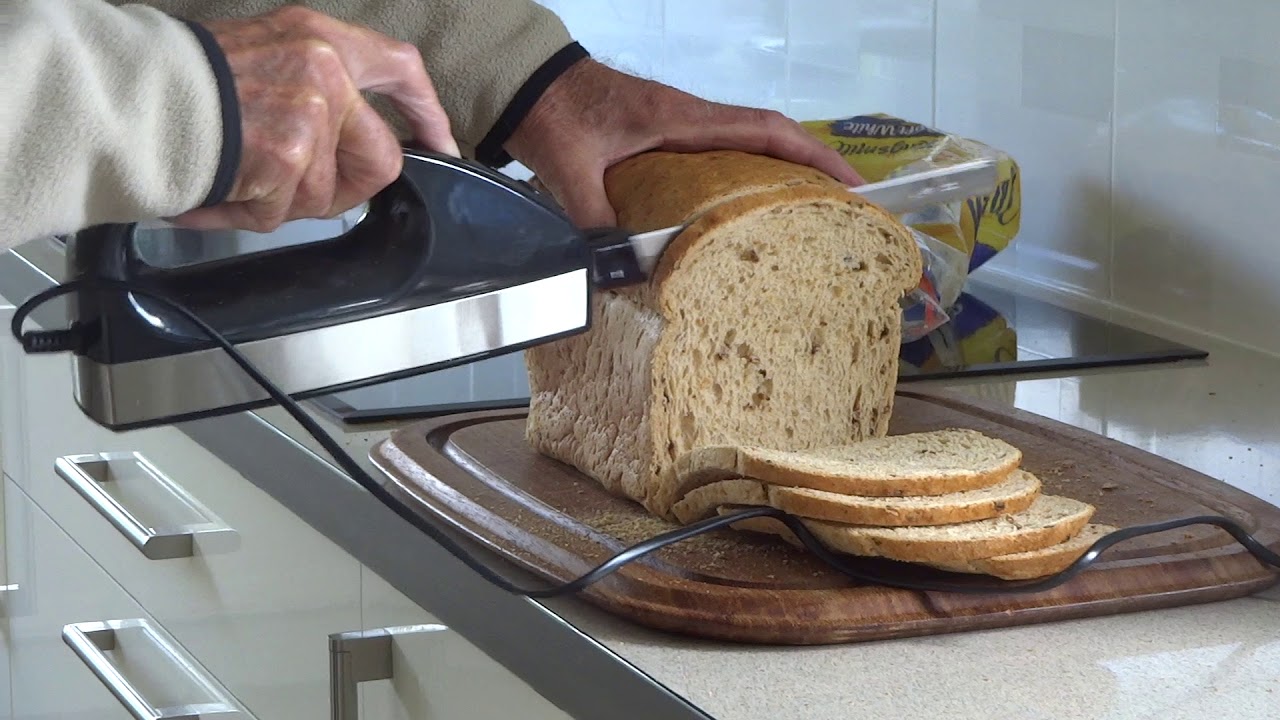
[583,227,646,289]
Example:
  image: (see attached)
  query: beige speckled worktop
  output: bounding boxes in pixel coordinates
[9,233,1273,718]
[262,306,1280,720]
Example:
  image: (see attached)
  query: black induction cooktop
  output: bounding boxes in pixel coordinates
[310,280,1208,425]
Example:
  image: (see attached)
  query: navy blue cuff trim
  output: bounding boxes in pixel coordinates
[184,21,241,207]
[475,42,590,167]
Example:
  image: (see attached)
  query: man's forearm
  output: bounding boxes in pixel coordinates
[122,0,587,164]
[1,1,239,249]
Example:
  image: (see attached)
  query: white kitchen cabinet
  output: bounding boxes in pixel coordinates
[1,476,10,720]
[348,569,572,720]
[1,305,17,720]
[14,347,363,719]
[0,304,27,485]
[4,476,250,719]
[0,311,29,506]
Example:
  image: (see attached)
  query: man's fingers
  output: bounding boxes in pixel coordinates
[291,10,460,156]
[547,165,618,227]
[662,104,863,186]
[329,98,406,216]
[171,200,278,233]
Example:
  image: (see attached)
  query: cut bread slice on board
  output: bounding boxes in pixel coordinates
[721,494,1095,564]
[676,428,1022,499]
[671,478,768,525]
[928,524,1117,580]
[670,470,1042,527]
[767,469,1042,527]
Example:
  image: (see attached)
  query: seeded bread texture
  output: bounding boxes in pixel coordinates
[668,469,1041,527]
[676,429,1022,500]
[723,494,1095,563]
[524,150,923,519]
[671,479,769,525]
[767,469,1041,526]
[928,523,1117,580]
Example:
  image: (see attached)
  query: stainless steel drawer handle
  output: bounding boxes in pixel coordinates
[64,618,249,719]
[329,624,445,720]
[56,452,237,560]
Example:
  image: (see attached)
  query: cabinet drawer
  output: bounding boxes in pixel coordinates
[0,305,28,489]
[356,569,573,720]
[5,477,250,719]
[18,351,362,719]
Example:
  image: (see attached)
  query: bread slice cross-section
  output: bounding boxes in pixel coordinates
[766,468,1041,527]
[723,494,1096,564]
[675,429,1023,500]
[525,150,923,520]
[928,523,1117,580]
[670,469,1042,528]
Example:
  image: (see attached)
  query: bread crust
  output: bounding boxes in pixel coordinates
[648,184,920,304]
[726,495,1096,564]
[603,149,848,232]
[766,470,1042,527]
[525,150,922,519]
[930,524,1117,580]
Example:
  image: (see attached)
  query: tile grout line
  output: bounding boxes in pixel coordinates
[931,0,939,127]
[1108,1,1121,304]
[783,0,793,116]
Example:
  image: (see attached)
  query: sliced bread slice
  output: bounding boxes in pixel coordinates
[670,469,1041,527]
[722,494,1095,564]
[676,428,1022,499]
[671,478,768,525]
[928,523,1117,580]
[767,468,1042,527]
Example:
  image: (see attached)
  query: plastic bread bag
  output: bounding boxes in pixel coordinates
[800,114,1022,341]
[900,227,970,343]
[900,291,1018,376]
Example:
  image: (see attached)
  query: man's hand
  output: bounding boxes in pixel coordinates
[504,58,861,228]
[173,6,459,232]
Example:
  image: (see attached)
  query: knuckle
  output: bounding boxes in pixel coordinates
[293,89,330,121]
[756,108,787,126]
[272,134,314,175]
[391,40,425,70]
[299,37,343,74]
[270,5,313,30]
[275,5,321,29]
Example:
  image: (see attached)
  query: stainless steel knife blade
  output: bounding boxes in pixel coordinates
[627,157,999,275]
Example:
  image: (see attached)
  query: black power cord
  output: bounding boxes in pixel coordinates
[12,278,1280,598]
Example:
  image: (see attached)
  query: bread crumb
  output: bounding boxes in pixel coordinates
[1101,483,1118,491]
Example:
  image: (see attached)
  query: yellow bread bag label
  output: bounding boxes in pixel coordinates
[801,114,1022,274]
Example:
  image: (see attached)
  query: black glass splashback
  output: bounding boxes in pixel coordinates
[311,280,1207,425]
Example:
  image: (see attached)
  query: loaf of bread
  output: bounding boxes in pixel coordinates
[524,150,923,519]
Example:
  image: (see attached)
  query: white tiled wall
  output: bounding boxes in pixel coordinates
[531,0,1280,356]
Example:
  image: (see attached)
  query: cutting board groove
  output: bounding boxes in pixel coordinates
[371,389,1279,645]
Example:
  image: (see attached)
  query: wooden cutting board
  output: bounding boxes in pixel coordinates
[370,388,1280,645]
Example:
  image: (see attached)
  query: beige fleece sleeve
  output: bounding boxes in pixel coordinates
[122,0,581,161]
[1,1,230,250]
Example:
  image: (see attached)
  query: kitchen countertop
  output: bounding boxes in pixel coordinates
[4,239,1277,719]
